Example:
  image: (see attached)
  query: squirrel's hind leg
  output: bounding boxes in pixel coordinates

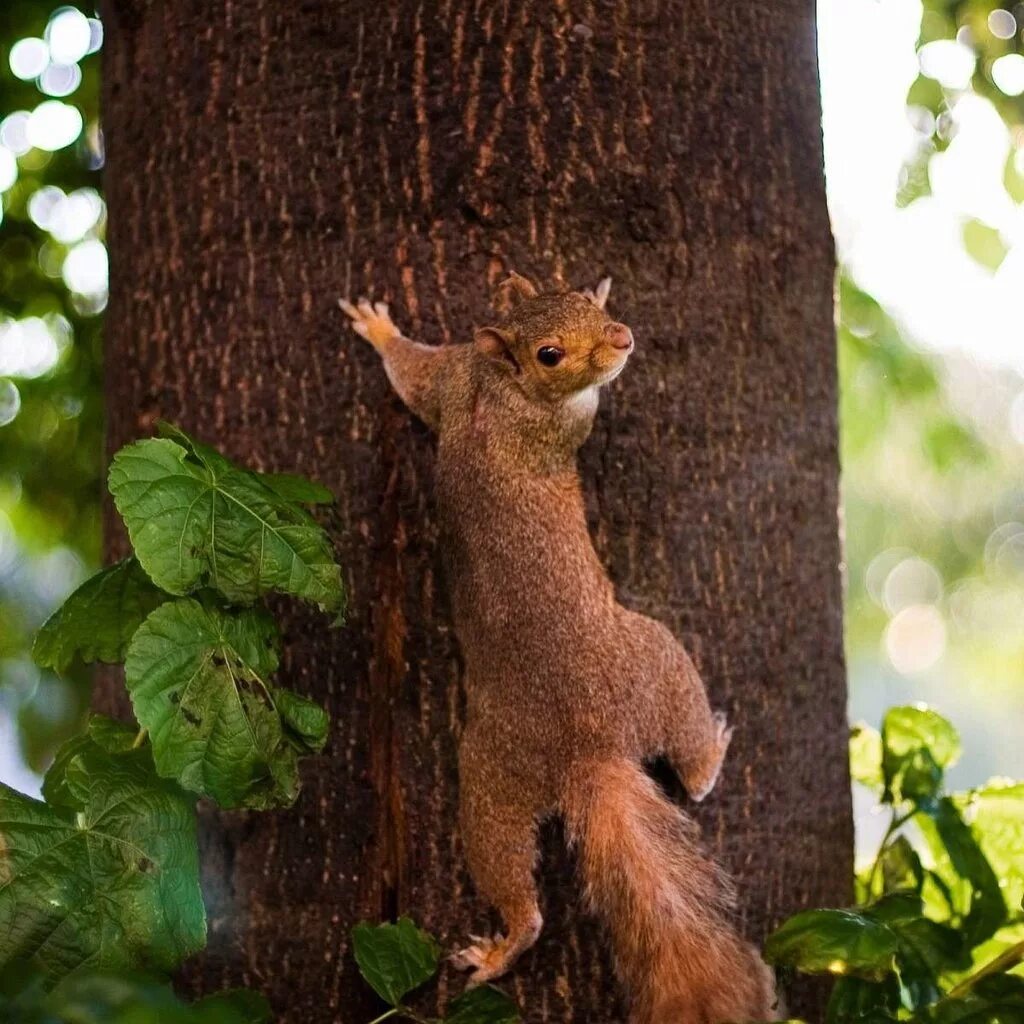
[649,635,733,802]
[453,742,543,986]
[668,708,733,802]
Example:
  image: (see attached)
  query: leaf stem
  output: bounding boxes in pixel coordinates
[366,1009,401,1024]
[131,728,148,749]
[945,939,1024,999]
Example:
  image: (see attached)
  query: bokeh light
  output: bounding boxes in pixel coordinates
[45,7,92,65]
[986,9,1017,39]
[991,54,1024,97]
[62,238,108,296]
[0,148,17,191]
[26,100,83,151]
[0,380,21,427]
[39,63,82,98]
[918,39,976,89]
[0,111,32,155]
[8,38,49,81]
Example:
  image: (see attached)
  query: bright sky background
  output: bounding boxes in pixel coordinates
[819,0,1024,374]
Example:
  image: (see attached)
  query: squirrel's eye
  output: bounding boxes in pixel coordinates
[537,346,564,367]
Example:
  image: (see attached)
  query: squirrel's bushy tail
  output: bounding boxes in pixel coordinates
[562,758,776,1024]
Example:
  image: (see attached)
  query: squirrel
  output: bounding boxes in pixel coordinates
[340,272,776,1024]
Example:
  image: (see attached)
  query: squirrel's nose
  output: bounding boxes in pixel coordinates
[606,322,634,351]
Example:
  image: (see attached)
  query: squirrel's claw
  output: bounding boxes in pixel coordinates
[338,295,401,349]
[450,934,509,987]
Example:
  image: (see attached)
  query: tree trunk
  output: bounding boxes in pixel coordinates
[99,1,852,1020]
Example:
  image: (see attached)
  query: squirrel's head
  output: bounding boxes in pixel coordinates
[474,273,633,403]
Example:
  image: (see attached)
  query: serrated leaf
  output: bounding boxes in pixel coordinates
[108,431,342,612]
[32,559,169,672]
[0,722,205,983]
[882,705,960,806]
[351,918,440,1006]
[125,599,328,809]
[273,687,330,754]
[261,473,335,505]
[764,909,899,980]
[445,985,520,1024]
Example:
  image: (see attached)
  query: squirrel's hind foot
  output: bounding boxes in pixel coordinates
[451,913,542,987]
[451,935,515,987]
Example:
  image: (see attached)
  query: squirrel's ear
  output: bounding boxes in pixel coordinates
[498,271,539,304]
[582,277,612,310]
[474,327,521,373]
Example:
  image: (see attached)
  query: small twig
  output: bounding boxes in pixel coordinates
[131,728,148,749]
[946,939,1024,999]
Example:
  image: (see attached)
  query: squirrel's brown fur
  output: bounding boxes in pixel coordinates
[340,274,776,1024]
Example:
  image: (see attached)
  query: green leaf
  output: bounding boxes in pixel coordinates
[893,916,969,1008]
[192,988,272,1023]
[351,918,440,1006]
[824,975,900,1024]
[917,798,1007,947]
[108,430,342,612]
[1005,152,1024,205]
[879,836,924,894]
[260,472,335,505]
[0,721,205,983]
[861,892,969,1009]
[445,985,520,1024]
[32,559,169,672]
[957,781,1024,914]
[962,219,1008,273]
[881,705,960,806]
[125,598,328,809]
[850,724,885,792]
[764,909,899,981]
[273,687,330,754]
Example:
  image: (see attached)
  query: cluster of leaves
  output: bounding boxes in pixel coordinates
[765,705,1024,1023]
[0,424,342,1015]
[351,919,517,1024]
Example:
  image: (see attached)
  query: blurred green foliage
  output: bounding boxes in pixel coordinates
[0,3,103,776]
[839,0,1024,734]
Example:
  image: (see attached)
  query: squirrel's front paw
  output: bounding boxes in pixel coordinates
[338,297,401,349]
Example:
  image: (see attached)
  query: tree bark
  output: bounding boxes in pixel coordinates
[99,1,852,1020]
